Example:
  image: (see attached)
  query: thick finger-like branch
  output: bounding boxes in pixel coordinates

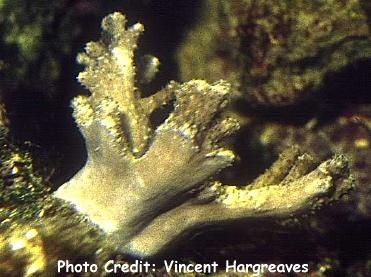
[123,153,353,257]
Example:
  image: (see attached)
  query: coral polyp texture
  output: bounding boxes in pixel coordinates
[54,12,353,257]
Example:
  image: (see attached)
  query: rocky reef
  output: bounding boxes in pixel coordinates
[178,0,371,106]
[0,1,370,276]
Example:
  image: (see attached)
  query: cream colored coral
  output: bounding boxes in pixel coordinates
[54,12,353,258]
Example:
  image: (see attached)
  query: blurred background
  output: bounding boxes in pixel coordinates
[0,1,370,275]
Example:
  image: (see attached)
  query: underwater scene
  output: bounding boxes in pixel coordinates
[0,1,370,276]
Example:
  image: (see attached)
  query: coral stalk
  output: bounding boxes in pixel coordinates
[55,12,353,257]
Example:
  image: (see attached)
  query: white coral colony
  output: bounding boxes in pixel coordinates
[55,12,353,257]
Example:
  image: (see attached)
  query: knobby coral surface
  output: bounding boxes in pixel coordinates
[54,12,353,257]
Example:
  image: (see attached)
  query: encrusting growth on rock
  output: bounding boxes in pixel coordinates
[54,12,354,257]
[177,0,371,106]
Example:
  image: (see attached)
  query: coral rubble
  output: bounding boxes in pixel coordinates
[0,122,108,276]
